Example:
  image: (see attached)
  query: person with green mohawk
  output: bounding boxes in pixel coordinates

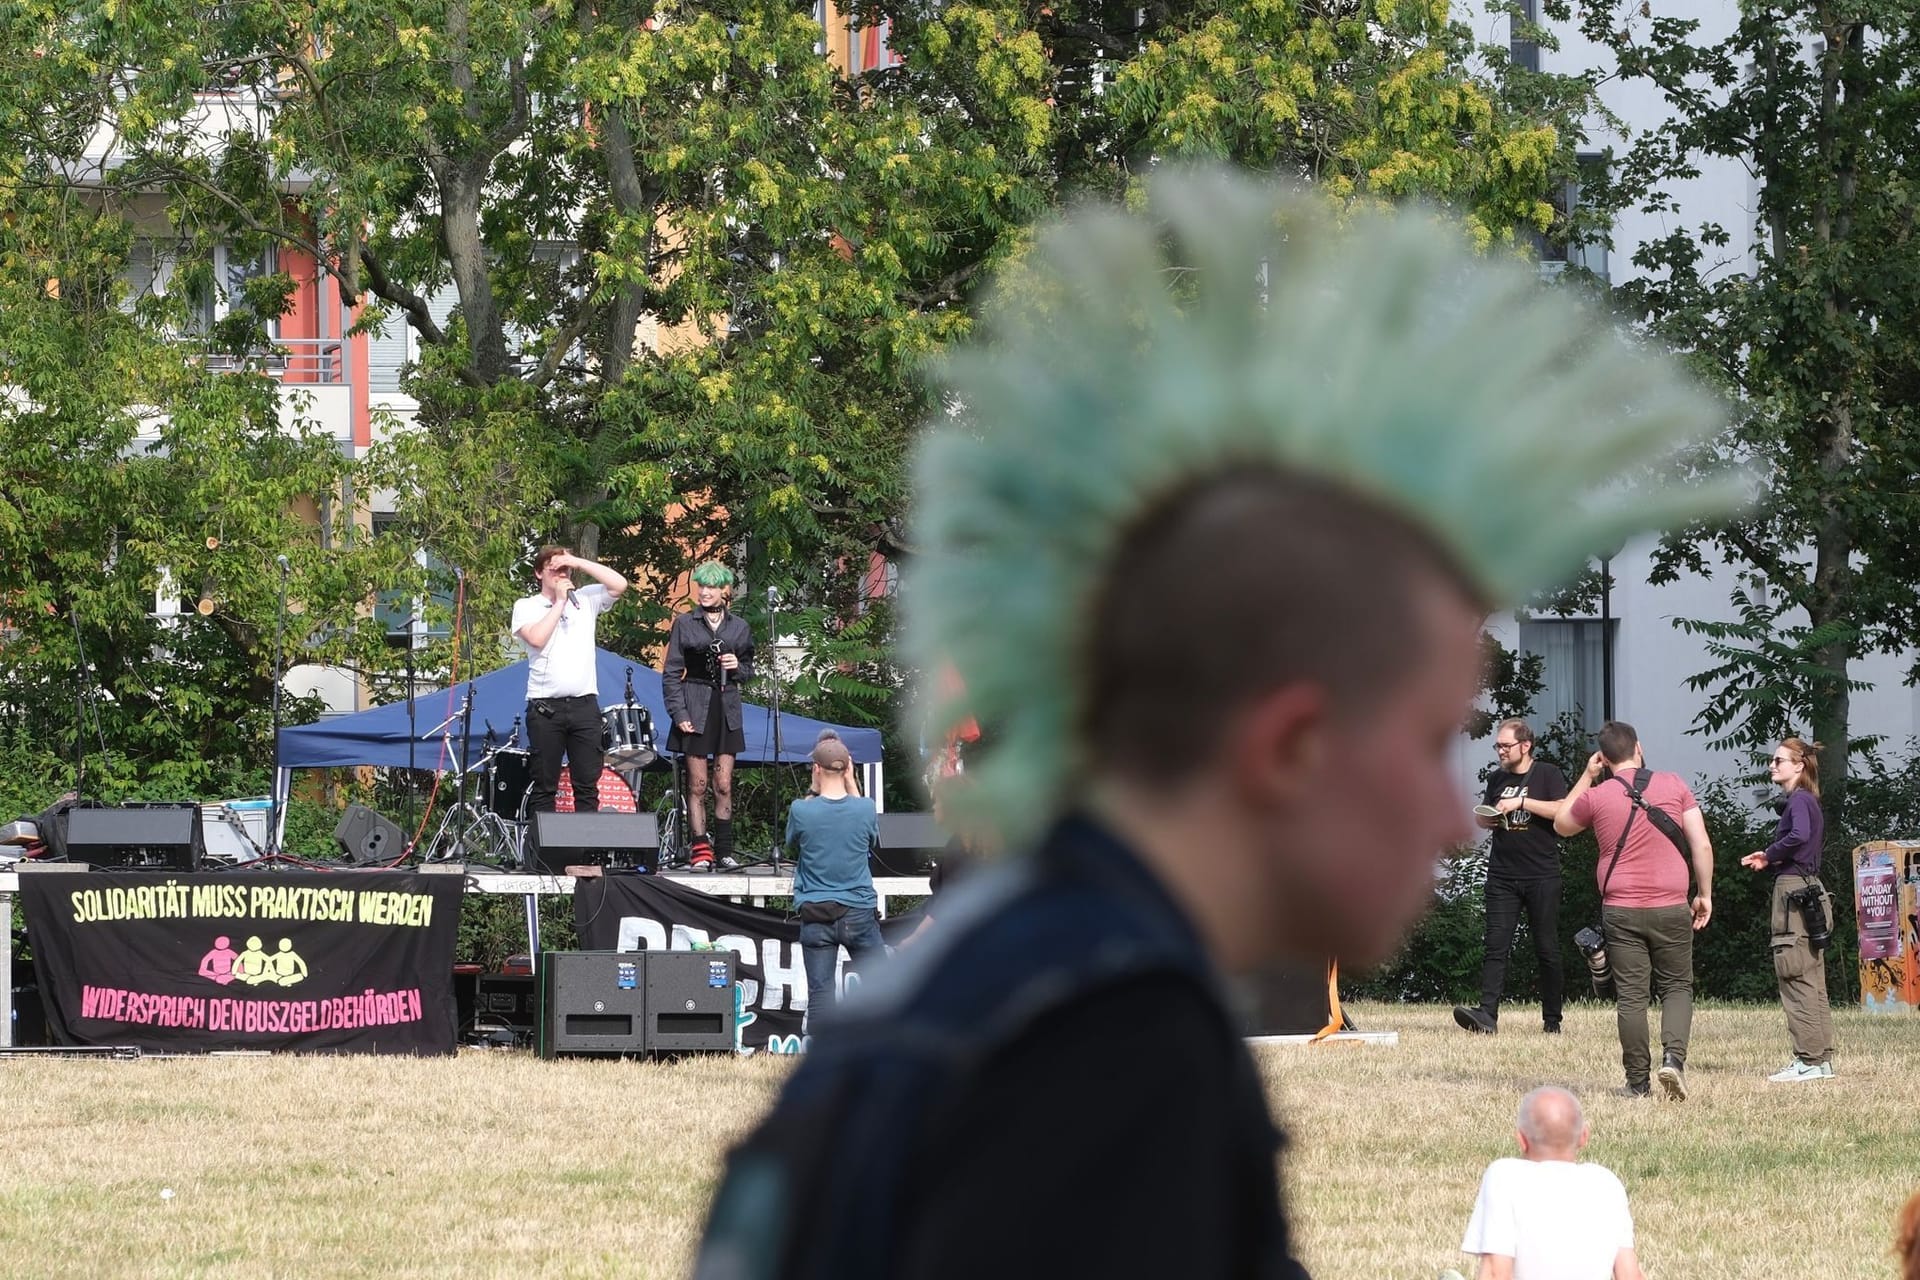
[693,173,1744,1280]
[663,560,755,871]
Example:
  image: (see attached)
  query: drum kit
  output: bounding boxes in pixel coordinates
[423,666,669,869]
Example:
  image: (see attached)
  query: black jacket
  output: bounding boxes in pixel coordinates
[662,609,755,731]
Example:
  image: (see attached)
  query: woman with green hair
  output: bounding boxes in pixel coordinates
[662,560,754,871]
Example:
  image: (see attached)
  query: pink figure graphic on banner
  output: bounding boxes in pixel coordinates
[197,936,240,985]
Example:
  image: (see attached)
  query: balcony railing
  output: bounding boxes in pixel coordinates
[194,338,345,384]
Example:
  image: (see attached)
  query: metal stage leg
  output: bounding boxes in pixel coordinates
[524,893,540,977]
[1,889,12,1048]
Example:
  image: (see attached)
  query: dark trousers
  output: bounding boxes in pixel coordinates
[1770,874,1834,1065]
[1602,902,1694,1088]
[526,694,602,813]
[800,907,887,1034]
[1479,875,1564,1025]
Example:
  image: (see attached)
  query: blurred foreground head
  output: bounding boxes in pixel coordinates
[907,171,1743,966]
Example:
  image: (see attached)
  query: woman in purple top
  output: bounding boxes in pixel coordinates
[1740,737,1835,1082]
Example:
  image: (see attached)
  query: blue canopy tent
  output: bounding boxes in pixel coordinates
[277,647,883,772]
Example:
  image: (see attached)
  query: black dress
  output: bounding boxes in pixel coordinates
[663,609,754,757]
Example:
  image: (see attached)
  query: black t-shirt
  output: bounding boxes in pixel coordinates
[897,973,1309,1279]
[1482,760,1569,881]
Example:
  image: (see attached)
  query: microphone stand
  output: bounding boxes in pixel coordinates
[268,554,291,859]
[765,585,784,872]
[67,606,97,798]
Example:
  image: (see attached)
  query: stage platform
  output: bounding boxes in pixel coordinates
[0,866,930,1049]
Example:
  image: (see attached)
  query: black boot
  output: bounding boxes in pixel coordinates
[714,818,735,869]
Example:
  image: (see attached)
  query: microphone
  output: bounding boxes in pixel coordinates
[567,589,580,609]
[275,554,291,573]
[767,585,781,605]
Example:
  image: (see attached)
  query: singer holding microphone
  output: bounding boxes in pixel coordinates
[511,545,628,814]
[663,561,754,871]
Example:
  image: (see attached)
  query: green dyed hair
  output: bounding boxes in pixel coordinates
[690,561,735,589]
[906,170,1748,843]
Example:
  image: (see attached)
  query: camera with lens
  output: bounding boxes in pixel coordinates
[1784,884,1831,952]
[1574,925,1613,997]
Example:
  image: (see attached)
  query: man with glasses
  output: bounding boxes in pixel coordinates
[1455,718,1570,1035]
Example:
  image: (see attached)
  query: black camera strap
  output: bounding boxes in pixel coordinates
[1617,767,1693,870]
[1597,797,1640,903]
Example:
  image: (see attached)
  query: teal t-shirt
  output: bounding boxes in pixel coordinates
[786,795,878,908]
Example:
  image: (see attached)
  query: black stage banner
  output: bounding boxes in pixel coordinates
[21,872,462,1055]
[575,876,897,1054]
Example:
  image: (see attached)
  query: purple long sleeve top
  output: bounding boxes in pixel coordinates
[1764,787,1824,877]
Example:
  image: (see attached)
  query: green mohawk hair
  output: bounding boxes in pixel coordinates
[690,561,735,589]
[907,170,1747,843]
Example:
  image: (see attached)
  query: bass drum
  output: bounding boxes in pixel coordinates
[488,748,533,819]
[601,703,658,769]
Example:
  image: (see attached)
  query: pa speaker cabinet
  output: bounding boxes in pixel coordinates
[538,951,648,1059]
[1239,958,1335,1036]
[64,803,203,871]
[645,952,737,1052]
[334,804,406,864]
[527,811,658,875]
[870,811,946,876]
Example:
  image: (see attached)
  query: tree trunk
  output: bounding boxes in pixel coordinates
[440,169,511,384]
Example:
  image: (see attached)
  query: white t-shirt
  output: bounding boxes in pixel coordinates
[511,584,613,699]
[1460,1158,1634,1280]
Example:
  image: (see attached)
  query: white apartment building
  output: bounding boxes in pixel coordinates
[1457,0,1920,791]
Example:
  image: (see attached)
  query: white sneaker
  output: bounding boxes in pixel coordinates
[1768,1059,1834,1083]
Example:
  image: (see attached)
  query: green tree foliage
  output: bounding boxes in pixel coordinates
[1,0,1598,789]
[1579,1,1920,798]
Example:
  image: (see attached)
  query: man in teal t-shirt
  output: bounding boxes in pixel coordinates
[786,737,883,1030]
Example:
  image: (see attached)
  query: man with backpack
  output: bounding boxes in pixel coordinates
[1555,721,1716,1100]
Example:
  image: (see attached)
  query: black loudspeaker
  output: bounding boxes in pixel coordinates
[334,804,407,865]
[645,951,737,1051]
[537,951,736,1058]
[1239,959,1336,1036]
[877,811,946,851]
[870,811,947,877]
[64,804,203,871]
[527,811,658,875]
[538,951,648,1058]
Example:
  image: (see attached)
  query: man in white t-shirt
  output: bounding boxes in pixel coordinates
[1458,1086,1643,1280]
[509,546,628,814]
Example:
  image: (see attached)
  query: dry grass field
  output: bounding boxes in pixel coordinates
[0,1001,1914,1278]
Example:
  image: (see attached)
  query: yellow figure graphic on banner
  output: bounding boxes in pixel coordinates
[267,938,309,987]
[234,936,273,986]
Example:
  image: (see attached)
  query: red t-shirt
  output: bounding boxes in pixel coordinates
[1565,771,1697,908]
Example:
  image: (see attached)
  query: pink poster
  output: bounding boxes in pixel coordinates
[1859,855,1899,960]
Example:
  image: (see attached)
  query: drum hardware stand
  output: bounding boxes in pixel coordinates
[419,687,518,866]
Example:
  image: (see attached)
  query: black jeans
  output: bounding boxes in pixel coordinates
[526,694,602,813]
[1479,875,1564,1025]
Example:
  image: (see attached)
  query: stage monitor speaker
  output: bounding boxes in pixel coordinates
[537,951,649,1059]
[644,952,737,1052]
[64,803,203,871]
[527,811,658,875]
[335,804,407,865]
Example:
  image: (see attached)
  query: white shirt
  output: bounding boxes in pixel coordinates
[1460,1158,1634,1280]
[511,584,613,699]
